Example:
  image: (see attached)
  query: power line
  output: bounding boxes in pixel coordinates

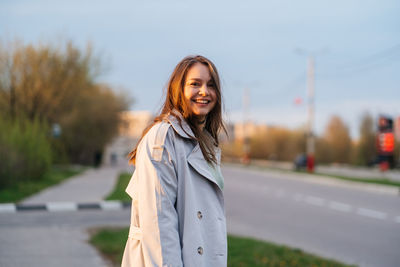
[316,43,400,79]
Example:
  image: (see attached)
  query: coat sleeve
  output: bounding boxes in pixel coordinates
[122,123,182,267]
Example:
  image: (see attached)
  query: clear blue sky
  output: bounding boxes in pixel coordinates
[1,0,399,138]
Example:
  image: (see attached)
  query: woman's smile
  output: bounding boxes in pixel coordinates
[192,98,211,104]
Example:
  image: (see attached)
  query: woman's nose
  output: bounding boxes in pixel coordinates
[198,84,209,96]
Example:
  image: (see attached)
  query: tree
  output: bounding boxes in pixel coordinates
[0,39,130,164]
[60,84,128,164]
[0,41,100,122]
[319,115,352,164]
[249,126,306,161]
[355,112,376,165]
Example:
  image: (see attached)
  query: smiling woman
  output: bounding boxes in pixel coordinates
[122,55,227,267]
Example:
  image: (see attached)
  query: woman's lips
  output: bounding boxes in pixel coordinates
[192,98,210,104]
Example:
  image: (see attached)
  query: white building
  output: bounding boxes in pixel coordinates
[102,110,153,168]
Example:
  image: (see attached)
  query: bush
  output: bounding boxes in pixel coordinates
[0,116,52,187]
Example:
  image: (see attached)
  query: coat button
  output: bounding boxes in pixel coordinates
[197,246,203,255]
[197,211,203,219]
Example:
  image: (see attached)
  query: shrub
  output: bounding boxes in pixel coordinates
[0,116,52,187]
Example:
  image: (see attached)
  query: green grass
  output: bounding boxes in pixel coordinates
[312,173,400,188]
[89,228,356,267]
[230,162,400,188]
[0,165,84,203]
[105,173,131,201]
[227,235,355,267]
[89,227,129,266]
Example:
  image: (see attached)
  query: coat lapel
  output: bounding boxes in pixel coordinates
[187,143,221,189]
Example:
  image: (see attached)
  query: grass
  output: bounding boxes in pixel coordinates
[105,172,131,201]
[232,162,400,188]
[312,173,400,188]
[89,227,128,266]
[227,235,355,267]
[89,228,356,267]
[0,165,84,203]
[91,172,356,267]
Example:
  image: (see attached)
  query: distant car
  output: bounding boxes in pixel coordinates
[294,154,307,171]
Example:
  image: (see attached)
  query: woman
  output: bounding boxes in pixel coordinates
[121,55,227,267]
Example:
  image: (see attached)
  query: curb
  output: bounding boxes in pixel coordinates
[296,173,400,196]
[0,201,131,213]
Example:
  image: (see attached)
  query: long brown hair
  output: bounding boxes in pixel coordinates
[128,55,226,165]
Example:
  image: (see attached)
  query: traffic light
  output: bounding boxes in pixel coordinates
[377,115,395,169]
[378,117,393,132]
[378,132,395,153]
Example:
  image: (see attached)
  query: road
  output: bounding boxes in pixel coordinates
[1,165,399,267]
[223,165,400,267]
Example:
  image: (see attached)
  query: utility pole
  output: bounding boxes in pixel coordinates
[242,88,250,164]
[306,56,315,172]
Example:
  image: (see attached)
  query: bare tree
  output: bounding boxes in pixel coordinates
[320,115,352,164]
[356,112,376,165]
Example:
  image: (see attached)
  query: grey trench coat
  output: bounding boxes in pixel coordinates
[121,114,227,267]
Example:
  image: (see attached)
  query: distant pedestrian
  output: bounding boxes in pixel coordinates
[122,55,227,267]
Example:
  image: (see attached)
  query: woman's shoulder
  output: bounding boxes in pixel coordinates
[137,120,176,162]
[143,120,173,146]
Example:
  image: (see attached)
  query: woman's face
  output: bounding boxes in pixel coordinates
[183,62,217,121]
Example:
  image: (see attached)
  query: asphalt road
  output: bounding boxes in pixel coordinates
[223,166,400,267]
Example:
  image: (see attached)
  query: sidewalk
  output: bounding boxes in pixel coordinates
[22,166,121,204]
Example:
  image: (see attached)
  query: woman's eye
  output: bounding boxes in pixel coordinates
[191,82,200,86]
[207,83,215,88]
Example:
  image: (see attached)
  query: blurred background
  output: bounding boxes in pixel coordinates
[2,0,399,170]
[1,0,400,169]
[1,1,400,267]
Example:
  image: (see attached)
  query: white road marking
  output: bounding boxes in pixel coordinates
[395,216,400,223]
[357,208,387,220]
[47,202,77,212]
[100,201,122,210]
[304,196,325,207]
[328,201,352,213]
[0,203,16,213]
[287,191,393,223]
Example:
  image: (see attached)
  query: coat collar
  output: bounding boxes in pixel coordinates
[166,111,196,140]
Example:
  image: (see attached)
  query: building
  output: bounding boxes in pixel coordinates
[102,111,153,168]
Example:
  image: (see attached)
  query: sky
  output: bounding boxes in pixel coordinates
[1,0,399,138]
